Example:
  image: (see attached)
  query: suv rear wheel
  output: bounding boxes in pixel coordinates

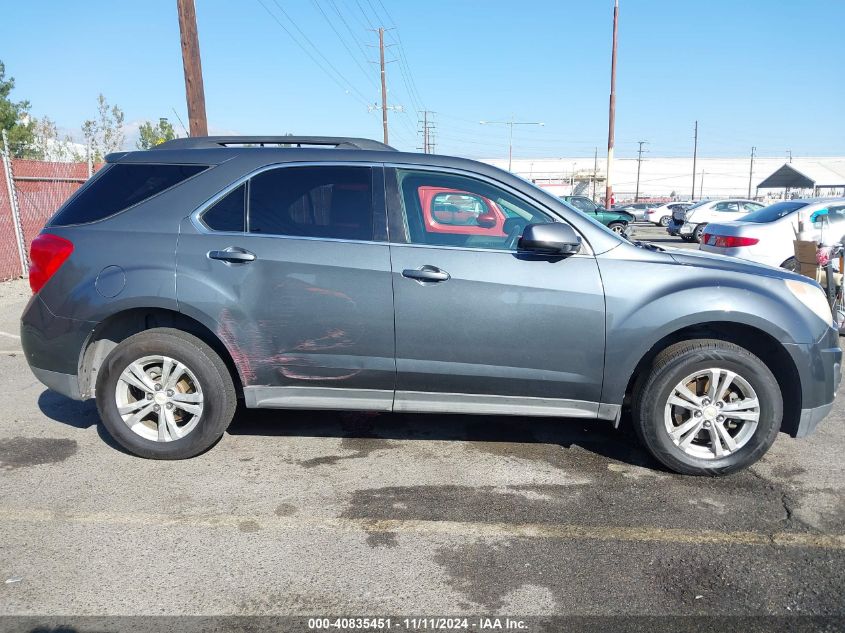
[95,328,237,459]
[693,224,707,243]
[632,339,781,475]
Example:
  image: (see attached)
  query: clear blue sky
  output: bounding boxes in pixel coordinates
[4,0,844,159]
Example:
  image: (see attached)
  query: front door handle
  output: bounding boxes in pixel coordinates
[208,247,256,263]
[402,265,450,283]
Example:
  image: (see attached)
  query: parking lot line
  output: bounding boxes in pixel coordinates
[0,331,20,339]
[1,507,842,551]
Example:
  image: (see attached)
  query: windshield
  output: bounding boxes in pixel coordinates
[741,201,809,223]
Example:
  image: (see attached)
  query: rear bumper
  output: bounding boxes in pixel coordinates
[29,366,82,400]
[699,244,783,269]
[21,295,92,401]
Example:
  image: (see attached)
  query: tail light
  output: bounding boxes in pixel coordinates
[645,209,655,215]
[29,233,74,294]
[705,234,760,248]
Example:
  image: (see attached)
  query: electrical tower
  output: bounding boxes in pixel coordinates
[418,110,436,153]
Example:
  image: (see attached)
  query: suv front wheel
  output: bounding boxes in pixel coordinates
[633,339,781,475]
[95,328,237,459]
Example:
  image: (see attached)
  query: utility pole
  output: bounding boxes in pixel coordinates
[747,146,756,198]
[787,149,793,163]
[377,27,389,145]
[699,170,705,200]
[634,140,648,202]
[592,147,598,202]
[691,120,698,200]
[176,0,208,137]
[480,115,544,172]
[605,0,619,207]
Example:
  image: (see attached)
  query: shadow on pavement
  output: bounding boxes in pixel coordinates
[227,404,664,472]
[36,388,663,471]
[36,389,128,453]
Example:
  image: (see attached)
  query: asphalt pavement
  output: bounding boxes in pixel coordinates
[0,226,842,628]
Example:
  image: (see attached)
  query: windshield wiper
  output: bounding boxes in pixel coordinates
[631,239,663,252]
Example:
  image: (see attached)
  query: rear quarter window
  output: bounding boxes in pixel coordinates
[51,163,208,226]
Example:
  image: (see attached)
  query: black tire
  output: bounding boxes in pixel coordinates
[607,222,626,234]
[632,339,782,476]
[692,223,707,243]
[95,328,237,459]
[658,216,670,227]
[781,257,799,273]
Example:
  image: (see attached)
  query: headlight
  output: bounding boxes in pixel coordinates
[785,279,834,325]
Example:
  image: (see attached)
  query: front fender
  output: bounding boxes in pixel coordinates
[597,250,828,404]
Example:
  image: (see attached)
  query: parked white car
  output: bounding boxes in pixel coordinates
[667,199,765,242]
[699,198,845,270]
[644,201,694,227]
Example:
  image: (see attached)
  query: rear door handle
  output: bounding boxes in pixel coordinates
[402,265,450,283]
[208,247,256,263]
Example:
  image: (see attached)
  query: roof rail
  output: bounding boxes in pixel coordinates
[153,136,396,151]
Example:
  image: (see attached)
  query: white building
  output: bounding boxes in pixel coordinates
[479,156,845,202]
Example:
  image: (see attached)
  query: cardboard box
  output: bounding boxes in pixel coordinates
[793,240,819,280]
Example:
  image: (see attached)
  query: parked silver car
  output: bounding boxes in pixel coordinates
[667,199,765,242]
[700,198,845,269]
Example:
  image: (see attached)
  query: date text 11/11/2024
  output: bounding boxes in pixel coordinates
[307,617,529,630]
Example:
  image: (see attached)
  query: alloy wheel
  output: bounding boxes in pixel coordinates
[663,368,760,459]
[114,355,204,442]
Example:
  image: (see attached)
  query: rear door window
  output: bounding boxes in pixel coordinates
[248,166,374,241]
[51,163,208,226]
[201,183,246,232]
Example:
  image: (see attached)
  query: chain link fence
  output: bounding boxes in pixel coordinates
[0,153,99,282]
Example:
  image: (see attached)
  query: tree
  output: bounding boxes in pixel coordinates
[82,94,125,161]
[137,118,177,149]
[0,60,37,158]
[31,116,83,162]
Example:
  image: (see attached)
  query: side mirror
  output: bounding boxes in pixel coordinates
[518,222,581,256]
[476,212,497,228]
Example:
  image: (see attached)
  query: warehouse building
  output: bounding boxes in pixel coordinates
[480,156,845,202]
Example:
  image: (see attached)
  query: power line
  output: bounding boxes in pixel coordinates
[353,0,376,28]
[311,0,378,90]
[257,0,371,106]
[327,0,370,60]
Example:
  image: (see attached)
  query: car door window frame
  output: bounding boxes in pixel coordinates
[383,164,594,255]
[189,161,388,243]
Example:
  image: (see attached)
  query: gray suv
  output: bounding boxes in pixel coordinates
[20,136,841,475]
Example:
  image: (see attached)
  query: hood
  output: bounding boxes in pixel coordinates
[667,247,808,282]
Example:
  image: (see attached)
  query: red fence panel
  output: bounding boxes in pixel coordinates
[0,160,101,281]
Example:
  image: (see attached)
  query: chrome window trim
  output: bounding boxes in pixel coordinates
[383,162,595,256]
[189,161,385,241]
[388,241,594,258]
